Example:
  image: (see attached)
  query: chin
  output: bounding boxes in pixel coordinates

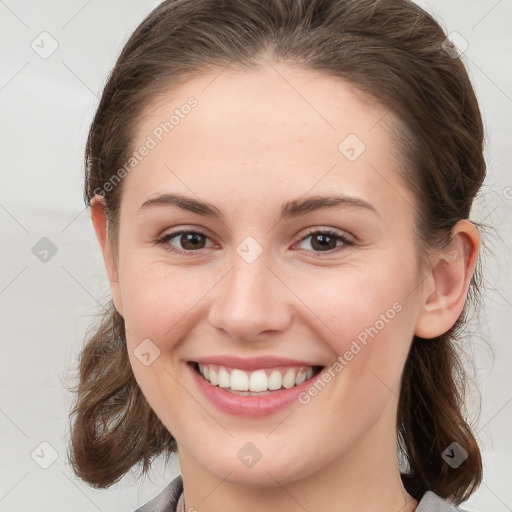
[195,443,311,488]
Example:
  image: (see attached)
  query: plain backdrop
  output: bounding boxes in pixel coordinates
[1,1,511,511]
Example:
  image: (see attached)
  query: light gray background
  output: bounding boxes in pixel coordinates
[1,1,510,510]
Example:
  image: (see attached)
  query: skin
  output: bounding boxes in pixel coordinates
[91,62,480,512]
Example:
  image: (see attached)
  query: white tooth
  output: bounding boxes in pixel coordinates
[200,364,209,381]
[295,370,306,386]
[209,367,219,386]
[282,368,296,389]
[218,367,230,388]
[305,368,314,380]
[268,370,282,390]
[249,370,269,392]
[230,369,249,391]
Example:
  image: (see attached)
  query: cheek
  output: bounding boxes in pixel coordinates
[119,258,213,345]
[291,253,418,392]
[294,262,414,346]
[120,262,198,428]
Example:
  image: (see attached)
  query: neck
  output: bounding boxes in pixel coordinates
[178,420,418,512]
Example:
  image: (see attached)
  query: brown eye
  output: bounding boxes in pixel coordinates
[309,232,338,251]
[296,229,353,254]
[157,230,214,254]
[179,232,207,250]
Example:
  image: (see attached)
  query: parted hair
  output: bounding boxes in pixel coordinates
[68,0,487,503]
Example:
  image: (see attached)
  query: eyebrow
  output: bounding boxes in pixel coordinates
[139,192,380,220]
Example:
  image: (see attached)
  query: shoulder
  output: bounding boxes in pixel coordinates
[133,474,183,512]
[416,491,481,512]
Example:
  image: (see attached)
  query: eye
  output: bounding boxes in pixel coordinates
[294,229,354,254]
[155,229,215,255]
[154,227,354,256]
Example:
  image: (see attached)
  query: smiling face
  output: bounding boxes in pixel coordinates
[98,62,430,491]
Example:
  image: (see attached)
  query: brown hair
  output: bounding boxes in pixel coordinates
[68,0,487,502]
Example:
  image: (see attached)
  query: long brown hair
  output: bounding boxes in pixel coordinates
[68,0,487,502]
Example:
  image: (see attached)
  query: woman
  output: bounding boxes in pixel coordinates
[68,0,487,510]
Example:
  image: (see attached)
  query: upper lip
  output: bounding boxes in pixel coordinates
[189,355,324,371]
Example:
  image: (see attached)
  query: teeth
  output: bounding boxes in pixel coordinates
[282,368,296,389]
[230,369,249,391]
[268,370,282,390]
[196,363,318,393]
[295,370,306,386]
[209,368,219,386]
[249,370,268,392]
[218,367,230,388]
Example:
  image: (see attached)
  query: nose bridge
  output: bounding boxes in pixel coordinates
[208,244,291,340]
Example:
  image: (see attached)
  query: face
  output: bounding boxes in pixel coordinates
[104,63,429,487]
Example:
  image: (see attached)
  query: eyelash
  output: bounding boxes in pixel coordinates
[154,228,354,257]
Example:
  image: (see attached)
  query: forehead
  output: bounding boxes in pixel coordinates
[124,62,413,219]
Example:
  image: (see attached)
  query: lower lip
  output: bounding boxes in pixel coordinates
[187,362,321,417]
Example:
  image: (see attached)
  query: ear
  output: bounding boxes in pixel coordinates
[90,195,124,317]
[414,220,480,339]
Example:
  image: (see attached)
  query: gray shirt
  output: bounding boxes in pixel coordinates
[134,474,477,512]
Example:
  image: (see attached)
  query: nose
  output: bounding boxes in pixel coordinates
[207,252,293,341]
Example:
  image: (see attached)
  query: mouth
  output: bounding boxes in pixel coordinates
[188,361,324,396]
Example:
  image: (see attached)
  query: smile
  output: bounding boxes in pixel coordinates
[190,362,323,396]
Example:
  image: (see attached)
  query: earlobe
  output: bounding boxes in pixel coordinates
[414,220,480,339]
[90,195,124,317]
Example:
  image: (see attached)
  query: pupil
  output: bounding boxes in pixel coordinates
[182,233,204,250]
[312,233,335,251]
